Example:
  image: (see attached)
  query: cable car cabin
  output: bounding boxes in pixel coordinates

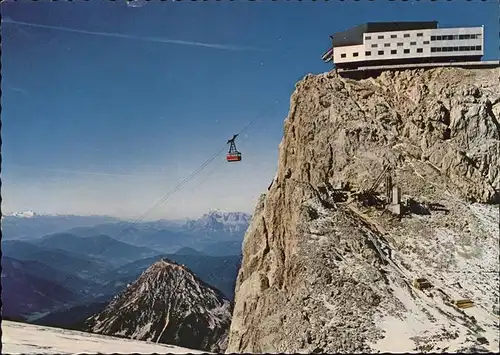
[227,152,242,162]
[226,134,242,162]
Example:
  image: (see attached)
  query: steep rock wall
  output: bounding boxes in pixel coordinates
[227,67,500,353]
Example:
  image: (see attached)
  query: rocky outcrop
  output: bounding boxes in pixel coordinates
[227,67,500,353]
[84,258,232,352]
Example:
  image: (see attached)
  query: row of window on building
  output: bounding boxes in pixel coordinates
[370,41,430,48]
[431,34,481,41]
[365,32,482,41]
[365,32,424,40]
[431,45,482,52]
[339,45,482,58]
[340,48,422,58]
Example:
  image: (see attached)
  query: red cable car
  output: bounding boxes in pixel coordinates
[226,134,242,162]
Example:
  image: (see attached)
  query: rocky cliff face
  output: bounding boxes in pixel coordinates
[84,258,232,352]
[227,67,500,353]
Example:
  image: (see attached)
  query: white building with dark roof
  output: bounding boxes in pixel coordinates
[322,21,485,70]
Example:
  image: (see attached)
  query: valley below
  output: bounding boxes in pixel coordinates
[1,210,248,333]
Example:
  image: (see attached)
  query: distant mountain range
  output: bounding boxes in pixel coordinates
[184,210,251,236]
[29,233,162,267]
[2,240,112,281]
[2,212,120,241]
[4,210,38,218]
[66,210,251,253]
[1,210,248,326]
[2,210,250,257]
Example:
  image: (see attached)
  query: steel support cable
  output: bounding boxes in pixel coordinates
[194,101,282,282]
[57,99,281,293]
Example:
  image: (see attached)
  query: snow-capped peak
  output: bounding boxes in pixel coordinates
[182,210,251,237]
[5,210,36,218]
[84,258,232,352]
[203,210,251,225]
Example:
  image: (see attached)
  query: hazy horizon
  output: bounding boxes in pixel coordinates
[2,207,252,222]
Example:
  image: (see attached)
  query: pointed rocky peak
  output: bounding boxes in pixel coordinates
[84,257,232,352]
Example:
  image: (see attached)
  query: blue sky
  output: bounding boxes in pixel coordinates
[2,0,498,220]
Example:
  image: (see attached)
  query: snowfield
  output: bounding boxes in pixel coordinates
[367,202,500,353]
[2,320,207,354]
[301,196,499,353]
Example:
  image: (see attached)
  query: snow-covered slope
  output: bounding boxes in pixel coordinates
[84,258,232,352]
[365,202,500,353]
[2,320,205,354]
